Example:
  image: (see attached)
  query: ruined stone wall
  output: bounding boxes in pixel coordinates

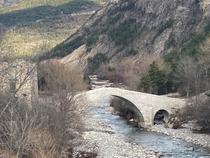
[0,59,38,107]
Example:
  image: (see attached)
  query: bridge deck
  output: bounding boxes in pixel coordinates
[79,87,187,127]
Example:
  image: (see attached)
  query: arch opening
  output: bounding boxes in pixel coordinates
[154,110,169,125]
[110,95,145,128]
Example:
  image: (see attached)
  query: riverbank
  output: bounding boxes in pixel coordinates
[76,104,210,158]
[76,105,157,158]
[150,125,210,150]
[74,90,210,157]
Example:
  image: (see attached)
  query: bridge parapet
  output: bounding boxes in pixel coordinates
[81,87,186,127]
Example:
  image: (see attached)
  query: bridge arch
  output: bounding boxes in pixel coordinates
[82,87,186,127]
[153,109,170,125]
[111,95,145,127]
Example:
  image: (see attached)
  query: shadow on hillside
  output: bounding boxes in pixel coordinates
[0,0,96,27]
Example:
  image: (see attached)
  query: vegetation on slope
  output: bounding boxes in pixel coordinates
[0,0,104,58]
[0,0,104,13]
[87,53,108,73]
[108,19,138,46]
[138,21,210,96]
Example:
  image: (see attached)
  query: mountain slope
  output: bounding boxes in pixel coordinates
[45,0,210,68]
[0,0,106,58]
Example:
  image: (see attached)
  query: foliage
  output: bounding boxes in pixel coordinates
[164,50,179,71]
[0,93,65,158]
[124,47,138,56]
[165,21,210,59]
[162,21,210,95]
[164,33,176,49]
[138,75,151,93]
[158,19,174,35]
[181,33,205,56]
[205,91,210,97]
[164,53,210,97]
[42,35,84,60]
[0,59,88,157]
[152,19,174,43]
[193,99,210,131]
[38,60,87,92]
[107,13,122,25]
[138,62,169,95]
[170,98,210,132]
[86,34,99,49]
[108,19,138,46]
[88,53,108,73]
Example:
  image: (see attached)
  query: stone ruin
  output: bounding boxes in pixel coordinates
[0,59,38,107]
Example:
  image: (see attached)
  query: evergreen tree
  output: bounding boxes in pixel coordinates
[139,62,168,95]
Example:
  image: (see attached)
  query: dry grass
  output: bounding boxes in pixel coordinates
[25,129,58,158]
[38,59,87,92]
[0,129,59,158]
[0,149,16,158]
[0,15,82,58]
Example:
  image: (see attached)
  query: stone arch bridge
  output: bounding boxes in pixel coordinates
[79,88,186,128]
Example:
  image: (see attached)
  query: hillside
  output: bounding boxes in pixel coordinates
[43,0,210,91]
[47,0,210,57]
[0,0,106,58]
[0,0,19,7]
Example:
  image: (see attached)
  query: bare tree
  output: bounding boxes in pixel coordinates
[38,60,88,153]
[0,58,88,157]
[174,56,210,98]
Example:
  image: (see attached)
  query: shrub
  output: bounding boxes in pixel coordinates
[99,71,125,83]
[138,62,169,95]
[124,47,138,56]
[87,53,108,73]
[86,34,99,48]
[138,75,151,93]
[152,19,174,43]
[158,19,174,34]
[205,91,210,97]
[108,19,138,46]
[38,60,87,92]
[0,99,63,158]
[46,35,84,59]
[180,33,205,56]
[0,59,88,157]
[169,97,210,132]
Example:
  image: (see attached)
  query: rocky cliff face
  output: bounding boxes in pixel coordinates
[45,0,210,73]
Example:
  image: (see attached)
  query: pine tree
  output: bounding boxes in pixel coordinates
[139,62,168,95]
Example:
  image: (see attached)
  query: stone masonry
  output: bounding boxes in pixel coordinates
[80,87,186,127]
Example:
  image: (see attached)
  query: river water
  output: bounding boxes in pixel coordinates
[89,104,210,158]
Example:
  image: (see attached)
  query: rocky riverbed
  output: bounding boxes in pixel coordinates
[73,86,210,157]
[76,105,157,158]
[74,101,210,158]
[150,125,210,150]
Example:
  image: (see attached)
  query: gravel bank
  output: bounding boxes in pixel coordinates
[150,125,210,149]
[75,90,210,157]
[76,105,158,158]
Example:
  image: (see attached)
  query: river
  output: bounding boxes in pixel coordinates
[89,103,210,158]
